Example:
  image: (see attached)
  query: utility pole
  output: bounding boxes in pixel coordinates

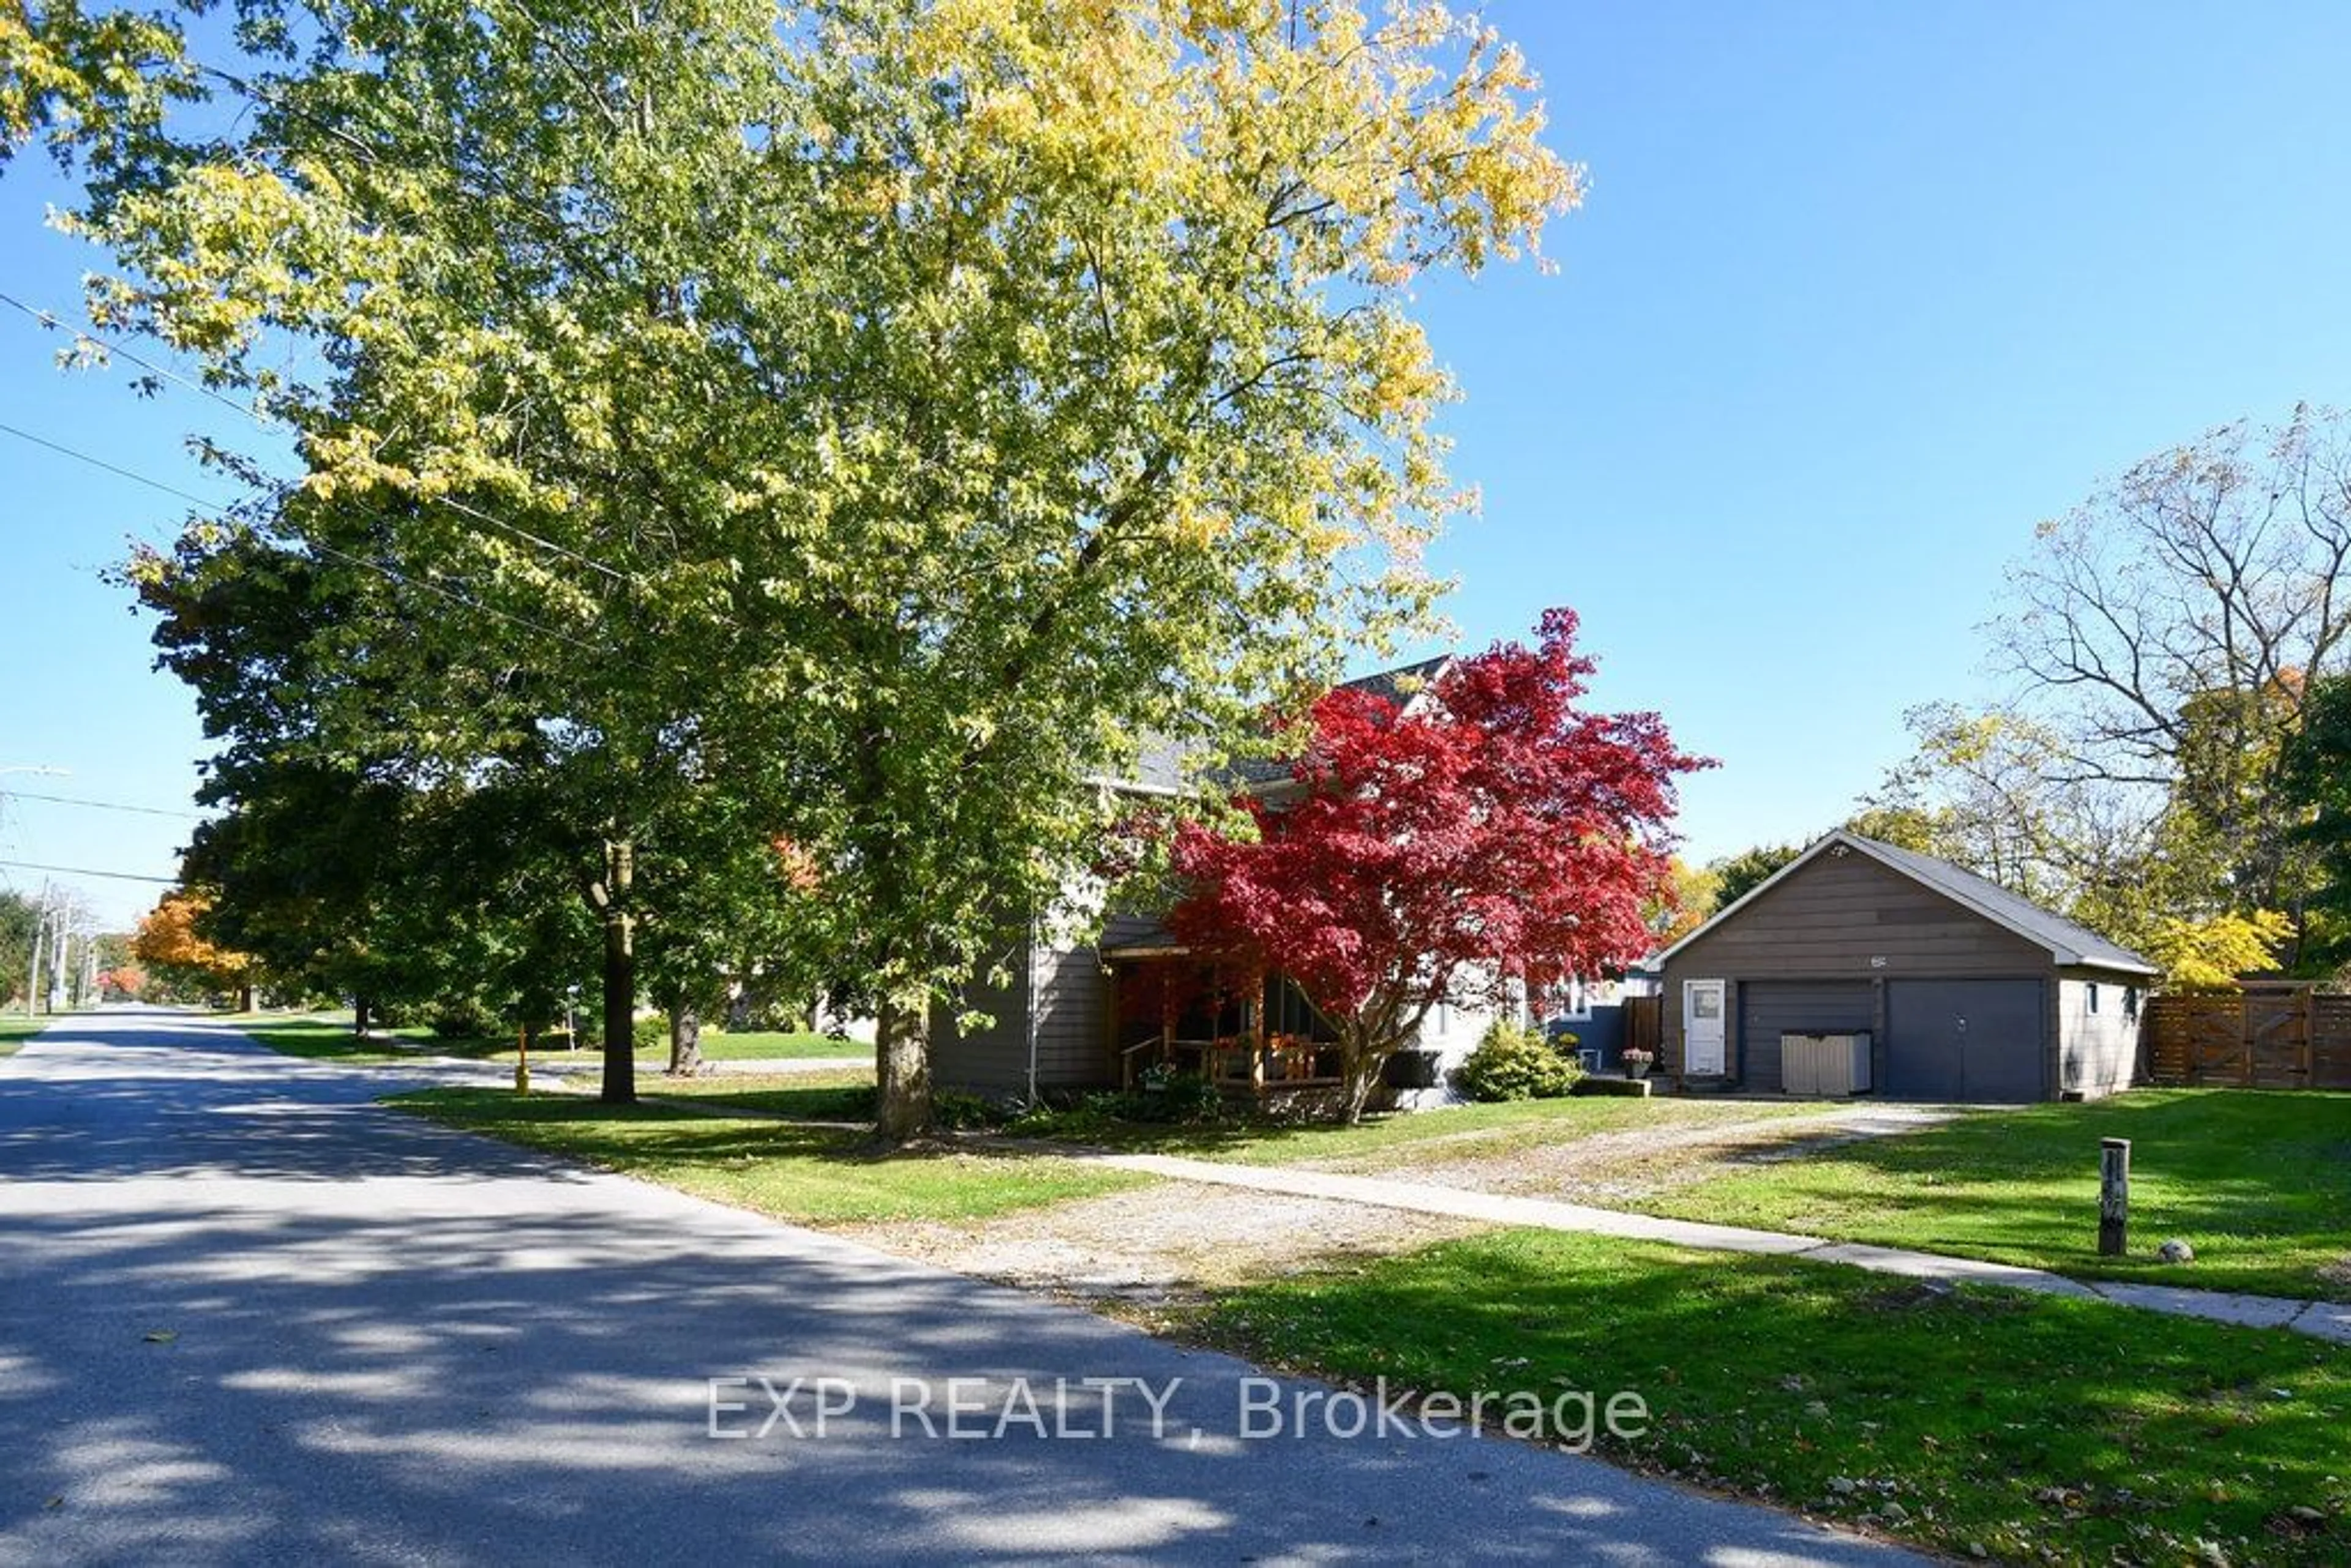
[47,903,69,1015]
[2,768,69,1018]
[22,882,45,1018]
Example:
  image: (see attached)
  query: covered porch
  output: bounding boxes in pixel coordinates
[1101,938,1346,1093]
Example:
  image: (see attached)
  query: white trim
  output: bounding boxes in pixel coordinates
[1082,774,1183,798]
[1559,973,1594,1023]
[1682,978,1728,1075]
[1390,657,1453,718]
[1654,829,2161,976]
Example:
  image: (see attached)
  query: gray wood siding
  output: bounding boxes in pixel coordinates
[1671,852,2049,975]
[933,912,1170,1097]
[2056,967,2148,1098]
[930,941,1035,1097]
[1664,851,2052,1079]
[1030,912,1168,1089]
[1030,943,1116,1089]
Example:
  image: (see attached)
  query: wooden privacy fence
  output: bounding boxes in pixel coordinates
[1623,994,1662,1060]
[2142,990,2351,1089]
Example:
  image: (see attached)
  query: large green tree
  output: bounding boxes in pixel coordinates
[2281,673,2351,979]
[9,0,1577,1133]
[0,890,39,1011]
[1705,843,1801,915]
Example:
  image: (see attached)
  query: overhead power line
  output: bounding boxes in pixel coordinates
[0,858,178,885]
[0,790,206,820]
[0,418,589,648]
[0,417,229,508]
[0,289,632,585]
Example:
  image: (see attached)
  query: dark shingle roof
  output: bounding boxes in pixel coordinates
[1339,656,1451,714]
[1224,656,1453,789]
[1127,730,1190,793]
[1100,657,1455,795]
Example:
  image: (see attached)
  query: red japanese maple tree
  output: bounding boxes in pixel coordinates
[1169,609,1706,1120]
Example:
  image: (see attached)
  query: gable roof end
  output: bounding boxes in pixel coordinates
[1654,829,2161,977]
[1226,655,1456,789]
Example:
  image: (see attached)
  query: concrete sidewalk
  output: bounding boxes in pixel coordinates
[1091,1150,2351,1345]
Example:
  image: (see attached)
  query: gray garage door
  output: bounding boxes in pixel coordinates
[1884,979,2045,1102]
[1739,982,1874,1093]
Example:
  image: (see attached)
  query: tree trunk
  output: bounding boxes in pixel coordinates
[354,997,371,1037]
[667,1003,703,1078]
[873,987,933,1141]
[236,982,255,1013]
[1335,1015,1414,1125]
[1338,1031,1382,1125]
[599,838,638,1105]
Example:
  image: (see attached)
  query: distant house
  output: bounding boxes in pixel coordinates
[929,658,1513,1107]
[1654,830,2158,1102]
[1542,971,1653,1073]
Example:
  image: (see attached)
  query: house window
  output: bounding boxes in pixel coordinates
[1562,976,1593,1023]
[2087,983,2100,1015]
[2123,986,2139,1020]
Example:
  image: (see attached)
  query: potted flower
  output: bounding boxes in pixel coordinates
[1619,1047,1655,1081]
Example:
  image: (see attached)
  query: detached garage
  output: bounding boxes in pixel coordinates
[1657,831,2159,1102]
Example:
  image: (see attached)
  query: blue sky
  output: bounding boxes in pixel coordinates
[6,1,2351,928]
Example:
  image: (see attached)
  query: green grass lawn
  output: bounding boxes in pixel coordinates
[1003,1092,1828,1168]
[0,1014,49,1057]
[391,1086,1146,1225]
[1633,1089,2351,1300]
[1191,1228,2351,1566]
[239,1013,864,1068]
[639,1069,876,1121]
[669,1030,867,1062]
[238,1015,428,1067]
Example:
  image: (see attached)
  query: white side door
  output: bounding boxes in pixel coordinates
[1683,980,1728,1076]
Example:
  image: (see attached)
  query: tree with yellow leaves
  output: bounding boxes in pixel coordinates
[9,0,1579,1132]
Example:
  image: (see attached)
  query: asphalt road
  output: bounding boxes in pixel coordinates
[0,1010,1921,1566]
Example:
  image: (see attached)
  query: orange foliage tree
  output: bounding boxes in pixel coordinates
[132,890,256,1010]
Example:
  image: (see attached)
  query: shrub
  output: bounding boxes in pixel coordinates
[1001,1075,1223,1134]
[1134,1070,1223,1125]
[931,1089,1004,1131]
[427,998,494,1039]
[1003,1095,1120,1141]
[1452,1019,1583,1101]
